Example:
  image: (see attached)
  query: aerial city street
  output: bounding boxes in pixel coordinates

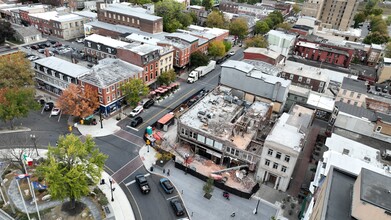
[0,0,390,219]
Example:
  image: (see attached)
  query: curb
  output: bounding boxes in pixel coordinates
[0,127,31,134]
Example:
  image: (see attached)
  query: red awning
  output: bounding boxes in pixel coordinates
[158,113,174,124]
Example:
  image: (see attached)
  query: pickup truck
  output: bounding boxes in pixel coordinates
[135,174,151,194]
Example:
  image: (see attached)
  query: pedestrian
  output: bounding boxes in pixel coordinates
[163,169,166,174]
[167,169,170,176]
[231,212,235,217]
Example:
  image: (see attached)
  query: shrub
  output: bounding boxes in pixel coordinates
[291,203,296,209]
[98,194,108,206]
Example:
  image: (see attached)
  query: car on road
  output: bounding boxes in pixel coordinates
[130,116,143,127]
[44,102,54,111]
[159,178,174,194]
[135,174,151,194]
[27,55,40,61]
[76,38,85,43]
[129,106,143,117]
[229,51,235,56]
[50,108,61,116]
[170,199,185,216]
[143,99,154,109]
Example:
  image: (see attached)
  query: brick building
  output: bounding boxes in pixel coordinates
[96,3,163,34]
[294,40,354,68]
[366,44,383,67]
[243,47,284,66]
[84,34,130,63]
[29,11,59,34]
[79,58,143,115]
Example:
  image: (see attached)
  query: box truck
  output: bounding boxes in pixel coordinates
[187,60,216,83]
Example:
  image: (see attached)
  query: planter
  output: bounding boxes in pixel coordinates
[204,193,212,200]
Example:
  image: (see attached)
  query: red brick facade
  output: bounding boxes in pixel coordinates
[294,40,354,68]
[243,52,284,66]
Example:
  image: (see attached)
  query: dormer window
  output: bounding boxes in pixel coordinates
[107,48,112,54]
[87,42,91,47]
[97,44,101,50]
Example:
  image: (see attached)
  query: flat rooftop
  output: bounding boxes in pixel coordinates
[244,47,282,60]
[103,3,161,21]
[51,14,85,22]
[287,104,314,133]
[242,59,281,76]
[80,58,143,88]
[29,11,58,20]
[34,57,90,78]
[85,34,130,48]
[266,113,303,152]
[282,60,330,82]
[180,86,271,150]
[306,91,335,111]
[360,168,391,212]
[122,43,162,55]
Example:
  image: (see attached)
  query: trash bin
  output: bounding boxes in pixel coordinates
[150,166,154,172]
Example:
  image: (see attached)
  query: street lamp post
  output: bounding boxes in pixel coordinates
[253,199,260,215]
[30,134,39,156]
[109,179,114,202]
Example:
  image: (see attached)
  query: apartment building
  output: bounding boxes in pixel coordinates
[51,14,89,40]
[33,57,90,95]
[267,30,297,58]
[18,5,48,25]
[96,3,163,34]
[367,44,383,67]
[83,34,130,62]
[257,105,313,191]
[302,0,359,31]
[79,58,143,115]
[28,11,58,34]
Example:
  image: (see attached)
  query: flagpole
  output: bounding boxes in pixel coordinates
[30,182,41,220]
[16,179,31,220]
[22,154,41,219]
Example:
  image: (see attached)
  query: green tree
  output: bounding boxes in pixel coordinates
[190,51,209,68]
[157,69,177,85]
[202,0,213,10]
[371,8,383,16]
[268,11,284,26]
[245,35,268,48]
[202,178,214,196]
[0,88,39,129]
[371,15,388,35]
[128,0,152,5]
[190,0,201,5]
[156,0,190,32]
[292,3,300,15]
[177,12,193,28]
[384,42,391,58]
[263,17,274,29]
[363,31,389,44]
[223,41,232,53]
[189,11,198,24]
[208,40,226,58]
[0,52,34,88]
[229,18,248,40]
[353,12,367,28]
[120,78,149,107]
[206,11,226,28]
[37,134,107,210]
[364,0,378,16]
[386,15,391,26]
[276,22,292,30]
[254,21,270,35]
[0,20,15,44]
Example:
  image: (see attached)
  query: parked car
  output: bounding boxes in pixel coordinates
[143,99,155,109]
[38,49,45,54]
[229,51,235,56]
[45,42,51,47]
[76,38,85,43]
[38,44,46,49]
[44,102,54,111]
[129,106,143,117]
[54,42,62,47]
[28,55,40,61]
[30,45,39,50]
[170,199,185,216]
[50,40,56,44]
[50,108,61,116]
[130,116,143,127]
[159,178,174,194]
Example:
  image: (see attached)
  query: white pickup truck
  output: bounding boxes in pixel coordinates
[187,60,216,83]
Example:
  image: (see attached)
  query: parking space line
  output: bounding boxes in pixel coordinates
[126,126,139,132]
[125,180,136,186]
[166,195,179,201]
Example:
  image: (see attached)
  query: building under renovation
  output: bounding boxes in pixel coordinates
[177,86,274,174]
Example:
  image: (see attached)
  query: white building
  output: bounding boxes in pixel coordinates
[257,105,313,191]
[267,30,296,58]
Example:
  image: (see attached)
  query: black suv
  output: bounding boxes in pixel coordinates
[170,199,185,216]
[143,99,155,109]
[130,116,143,127]
[44,102,54,111]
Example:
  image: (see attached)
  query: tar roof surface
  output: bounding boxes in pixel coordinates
[360,168,391,212]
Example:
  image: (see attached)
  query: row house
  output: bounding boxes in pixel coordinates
[178,25,230,43]
[79,58,144,115]
[257,105,312,191]
[96,3,163,34]
[29,11,58,34]
[83,34,130,63]
[280,60,330,93]
[219,0,290,19]
[33,56,90,95]
[51,14,89,40]
[366,44,383,67]
[117,43,163,85]
[19,5,49,25]
[294,39,354,68]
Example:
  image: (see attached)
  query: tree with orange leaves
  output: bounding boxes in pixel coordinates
[56,84,100,119]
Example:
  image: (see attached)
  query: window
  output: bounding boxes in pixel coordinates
[155,71,158,77]
[267,149,273,156]
[306,78,311,84]
[285,155,290,162]
[281,72,285,77]
[342,89,347,95]
[145,75,148,82]
[97,44,101,50]
[150,64,153,70]
[111,85,114,91]
[107,48,112,54]
[98,88,102,94]
[276,152,281,159]
[87,42,91,47]
[289,74,293,80]
[132,18,134,23]
[265,159,270,166]
[127,17,129,22]
[106,88,109,93]
[319,82,324,87]
[357,93,361,98]
[107,96,110,102]
[349,91,354,97]
[281,166,287,172]
[145,67,148,71]
[273,163,278,169]
[117,91,120,97]
[375,126,382,132]
[298,76,302,82]
[137,19,139,25]
[156,63,158,68]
